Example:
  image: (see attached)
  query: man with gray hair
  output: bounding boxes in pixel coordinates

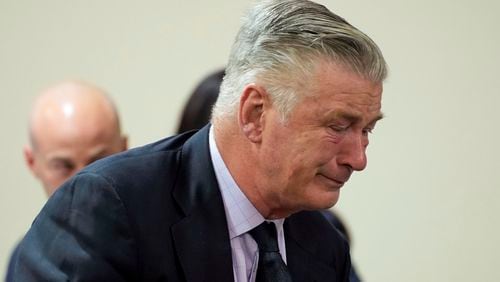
[11,1,386,281]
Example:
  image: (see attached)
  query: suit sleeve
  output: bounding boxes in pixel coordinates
[11,172,138,281]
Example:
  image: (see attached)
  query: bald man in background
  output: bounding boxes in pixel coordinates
[24,80,128,196]
[6,80,127,281]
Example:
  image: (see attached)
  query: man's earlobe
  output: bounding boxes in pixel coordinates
[239,84,267,143]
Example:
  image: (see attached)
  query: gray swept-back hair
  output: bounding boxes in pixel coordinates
[212,0,387,123]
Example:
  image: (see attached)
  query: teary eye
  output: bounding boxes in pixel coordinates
[329,124,350,134]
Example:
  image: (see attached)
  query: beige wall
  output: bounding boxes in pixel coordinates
[1,0,499,281]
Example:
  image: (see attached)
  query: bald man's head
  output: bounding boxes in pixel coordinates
[24,80,127,196]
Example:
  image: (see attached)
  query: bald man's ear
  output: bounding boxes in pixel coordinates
[23,145,39,177]
[120,135,128,151]
[238,84,268,143]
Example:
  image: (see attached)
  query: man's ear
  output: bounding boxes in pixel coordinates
[238,84,268,143]
[23,145,38,177]
[120,135,128,151]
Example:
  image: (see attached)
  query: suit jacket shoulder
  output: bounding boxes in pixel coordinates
[12,126,234,282]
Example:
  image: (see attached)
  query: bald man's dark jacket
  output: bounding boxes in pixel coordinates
[10,125,351,281]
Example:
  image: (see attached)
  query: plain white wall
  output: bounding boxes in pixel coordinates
[1,0,499,281]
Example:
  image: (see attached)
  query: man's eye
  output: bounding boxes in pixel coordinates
[50,162,74,173]
[330,125,349,132]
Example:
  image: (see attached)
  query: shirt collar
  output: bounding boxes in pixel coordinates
[209,126,266,239]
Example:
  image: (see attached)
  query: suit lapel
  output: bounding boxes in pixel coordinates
[285,213,338,282]
[171,205,233,282]
[171,125,234,282]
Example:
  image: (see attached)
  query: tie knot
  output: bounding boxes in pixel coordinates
[249,221,279,252]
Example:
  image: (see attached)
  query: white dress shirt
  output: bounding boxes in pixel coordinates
[209,126,287,282]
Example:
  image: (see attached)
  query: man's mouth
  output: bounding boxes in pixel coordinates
[317,173,348,188]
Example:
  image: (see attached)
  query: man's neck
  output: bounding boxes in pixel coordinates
[213,123,295,219]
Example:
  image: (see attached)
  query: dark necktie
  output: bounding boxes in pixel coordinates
[249,222,293,282]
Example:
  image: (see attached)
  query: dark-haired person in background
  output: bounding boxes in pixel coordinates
[178,68,362,281]
[177,69,225,133]
[11,1,386,280]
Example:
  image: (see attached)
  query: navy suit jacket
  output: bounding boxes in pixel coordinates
[11,126,351,281]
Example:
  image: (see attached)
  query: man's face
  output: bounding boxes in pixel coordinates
[25,123,126,196]
[257,62,383,213]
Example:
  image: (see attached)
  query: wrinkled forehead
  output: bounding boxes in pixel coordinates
[302,60,383,102]
[285,61,383,123]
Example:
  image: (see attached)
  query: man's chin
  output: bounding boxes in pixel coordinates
[307,191,340,211]
[320,198,339,209]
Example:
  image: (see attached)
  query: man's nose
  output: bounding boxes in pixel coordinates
[338,134,367,171]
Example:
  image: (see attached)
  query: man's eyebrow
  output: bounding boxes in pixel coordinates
[369,113,385,125]
[331,111,361,123]
[331,111,384,123]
